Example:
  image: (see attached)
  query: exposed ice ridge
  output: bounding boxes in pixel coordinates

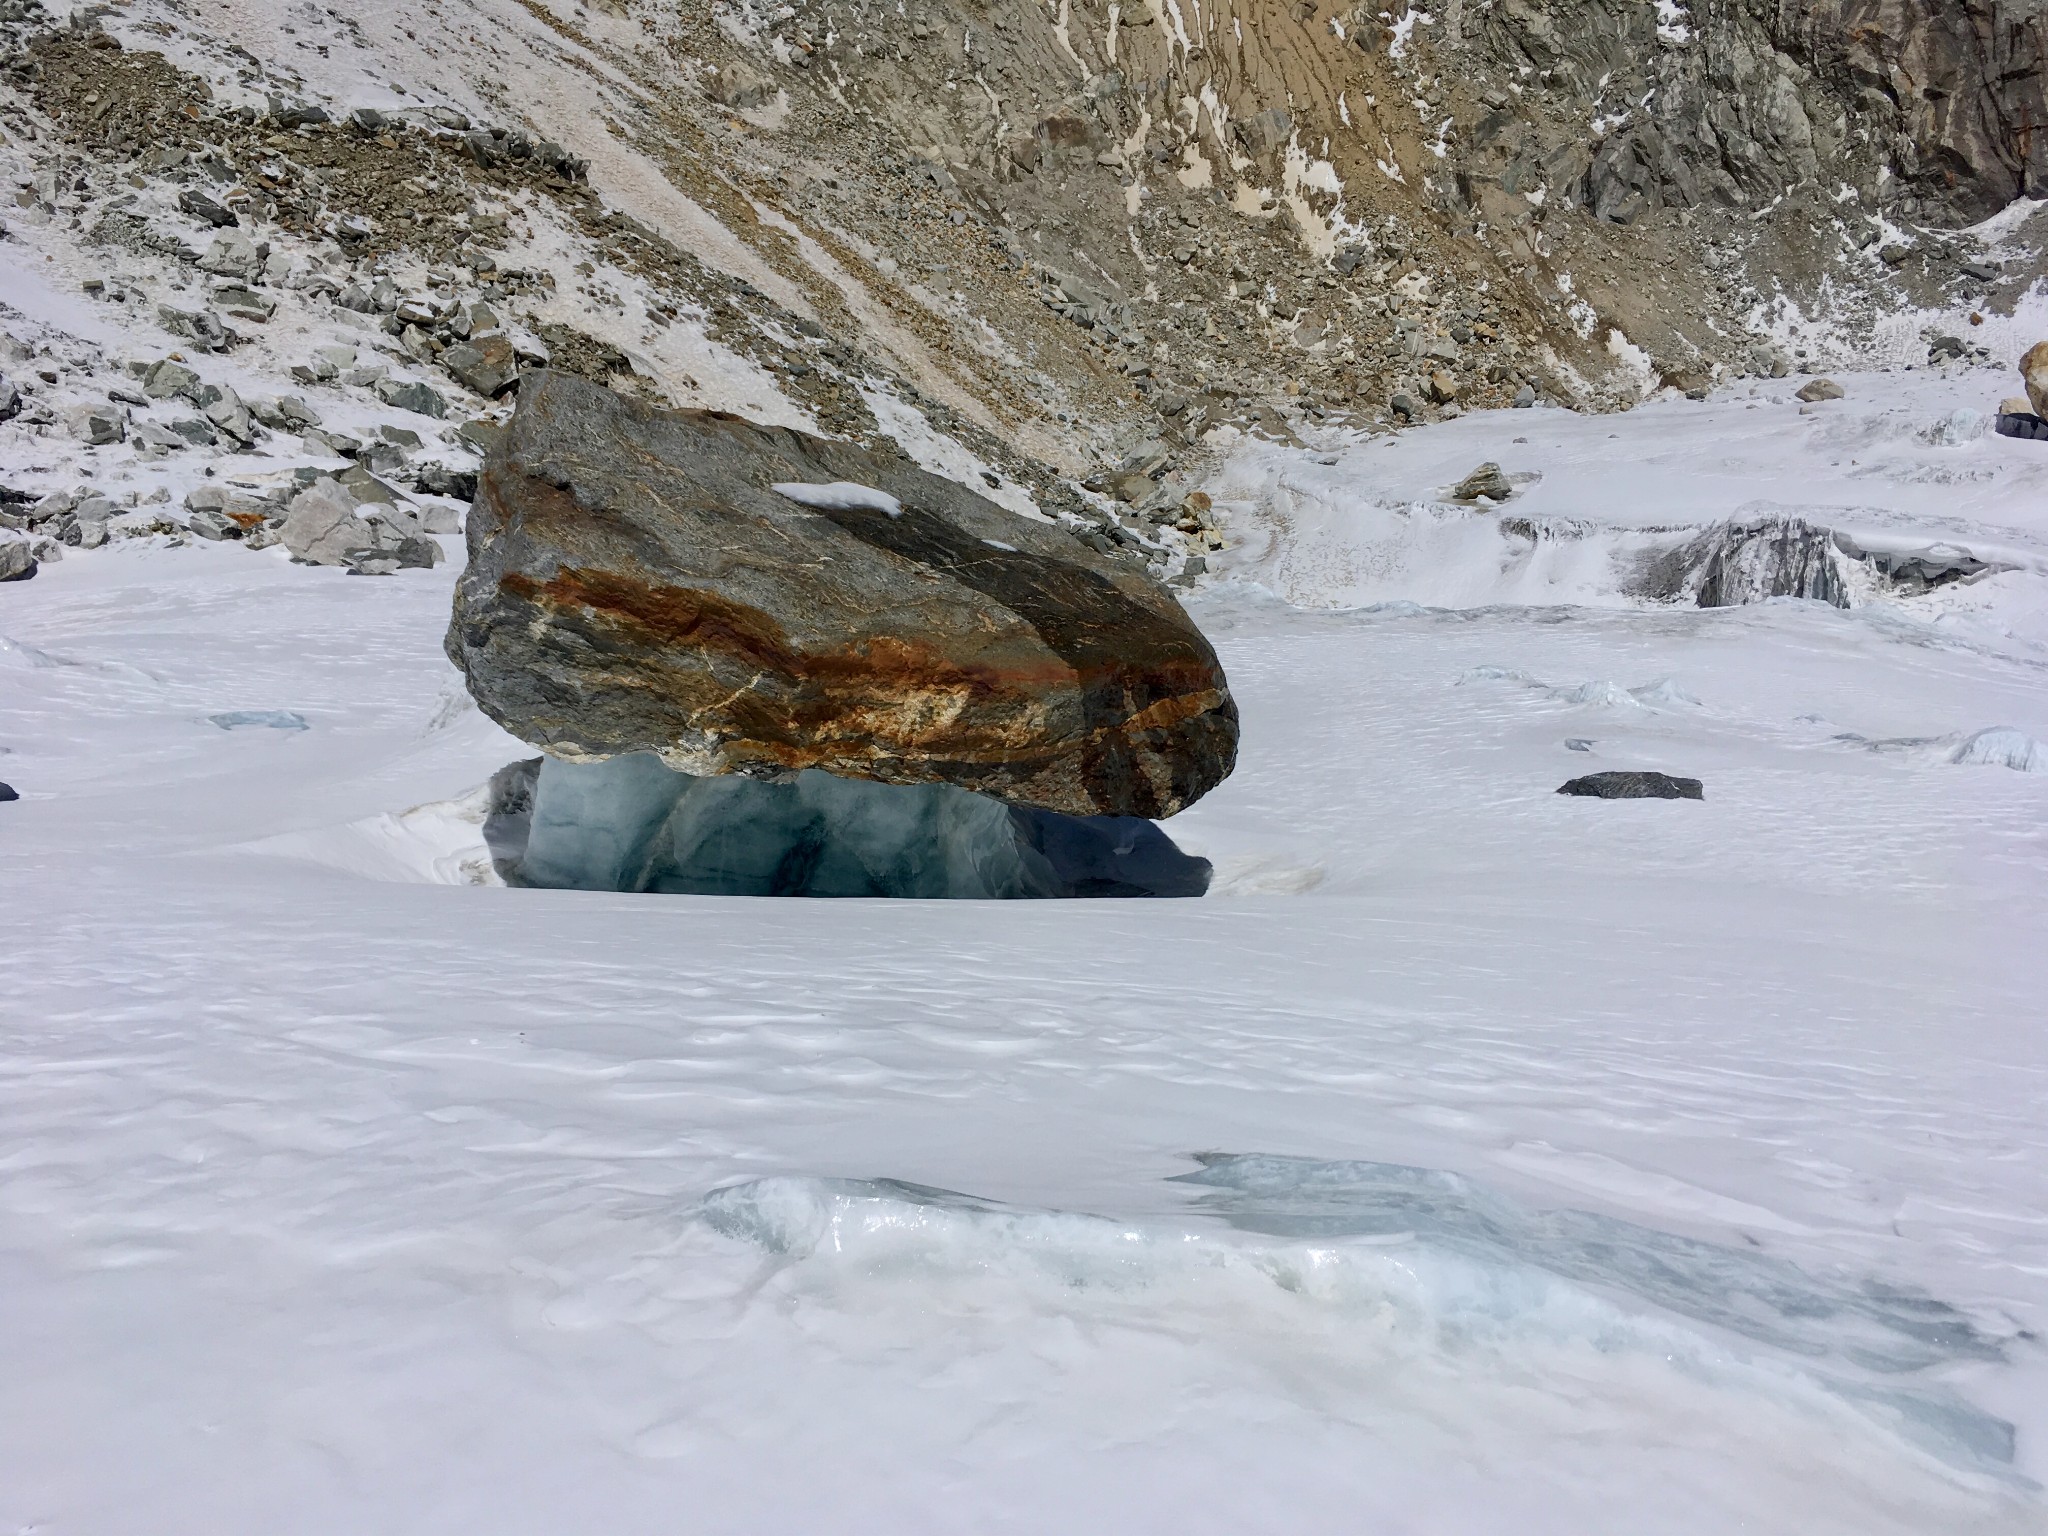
[1949,727,2046,772]
[1459,665,1703,710]
[700,1156,2019,1476]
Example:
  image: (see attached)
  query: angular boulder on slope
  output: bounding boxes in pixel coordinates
[445,371,1238,819]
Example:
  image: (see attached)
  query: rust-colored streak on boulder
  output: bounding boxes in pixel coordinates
[502,567,811,678]
[446,371,1237,817]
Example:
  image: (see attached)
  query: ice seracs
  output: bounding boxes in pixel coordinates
[1948,727,2045,773]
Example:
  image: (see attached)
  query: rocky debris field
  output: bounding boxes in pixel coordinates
[654,0,2048,430]
[2,0,2045,597]
[0,4,1196,584]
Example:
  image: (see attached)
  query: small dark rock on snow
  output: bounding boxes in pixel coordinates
[1558,771,1704,800]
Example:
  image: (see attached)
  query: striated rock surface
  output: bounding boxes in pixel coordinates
[447,373,1237,819]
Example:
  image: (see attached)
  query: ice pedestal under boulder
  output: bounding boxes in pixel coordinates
[500,753,1210,898]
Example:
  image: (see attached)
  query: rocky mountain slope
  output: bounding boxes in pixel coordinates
[2,0,2045,567]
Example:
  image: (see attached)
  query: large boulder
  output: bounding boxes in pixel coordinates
[446,371,1237,818]
[2020,340,2048,422]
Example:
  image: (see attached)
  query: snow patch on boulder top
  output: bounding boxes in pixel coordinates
[701,1154,2019,1477]
[772,481,903,517]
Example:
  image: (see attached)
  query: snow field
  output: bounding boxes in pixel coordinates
[2,370,2046,1533]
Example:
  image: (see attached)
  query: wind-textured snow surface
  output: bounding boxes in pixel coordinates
[4,374,2048,1535]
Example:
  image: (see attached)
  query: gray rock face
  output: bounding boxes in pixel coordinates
[448,371,1238,819]
[1638,516,1854,609]
[1558,771,1704,800]
[1470,0,2048,225]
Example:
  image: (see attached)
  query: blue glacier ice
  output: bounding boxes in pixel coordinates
[208,710,310,731]
[697,1154,2020,1476]
[506,752,1210,898]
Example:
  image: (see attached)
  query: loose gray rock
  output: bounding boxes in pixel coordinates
[414,463,477,505]
[395,533,445,568]
[442,334,519,398]
[199,227,262,279]
[198,383,256,443]
[211,283,276,321]
[1795,378,1845,403]
[375,378,449,418]
[1450,462,1514,502]
[268,95,330,128]
[178,189,238,227]
[1558,771,1704,800]
[710,61,778,110]
[143,359,203,401]
[157,306,229,352]
[0,540,37,581]
[336,463,406,504]
[277,396,323,429]
[64,403,125,445]
[281,480,374,566]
